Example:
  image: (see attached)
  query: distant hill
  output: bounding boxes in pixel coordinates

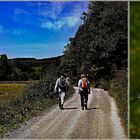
[9,55,61,67]
[0,54,62,81]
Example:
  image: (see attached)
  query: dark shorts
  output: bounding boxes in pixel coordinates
[79,88,88,94]
[59,86,67,92]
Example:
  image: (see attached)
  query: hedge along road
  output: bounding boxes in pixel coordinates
[4,87,127,139]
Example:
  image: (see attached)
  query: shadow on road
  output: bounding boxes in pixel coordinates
[63,107,99,110]
[87,107,99,110]
[63,107,78,110]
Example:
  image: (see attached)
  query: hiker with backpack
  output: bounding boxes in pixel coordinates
[54,75,69,110]
[78,74,90,110]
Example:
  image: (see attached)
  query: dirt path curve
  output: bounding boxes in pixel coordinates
[4,88,127,139]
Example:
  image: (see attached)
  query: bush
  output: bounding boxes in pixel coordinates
[97,78,110,91]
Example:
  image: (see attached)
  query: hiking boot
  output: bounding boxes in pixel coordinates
[59,101,61,109]
[85,104,88,110]
[61,104,64,110]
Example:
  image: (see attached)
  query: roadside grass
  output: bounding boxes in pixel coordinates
[0,98,58,137]
[109,77,127,135]
[97,72,128,135]
[0,79,74,138]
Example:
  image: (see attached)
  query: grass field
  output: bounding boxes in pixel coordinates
[0,78,73,137]
[0,83,27,136]
[130,2,140,138]
[0,84,26,103]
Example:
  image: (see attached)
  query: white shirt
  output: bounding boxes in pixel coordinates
[54,77,69,91]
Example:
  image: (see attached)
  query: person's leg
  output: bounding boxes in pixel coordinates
[58,92,62,109]
[84,91,88,109]
[61,92,65,109]
[58,92,61,109]
[80,93,84,110]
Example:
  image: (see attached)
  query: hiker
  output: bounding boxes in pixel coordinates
[54,75,69,110]
[78,74,90,110]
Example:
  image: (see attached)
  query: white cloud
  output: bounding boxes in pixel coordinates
[12,2,87,30]
[55,21,65,29]
[38,2,64,19]
[26,2,64,19]
[41,16,79,30]
[39,2,86,30]
[42,21,52,29]
[42,20,65,29]
[66,16,79,26]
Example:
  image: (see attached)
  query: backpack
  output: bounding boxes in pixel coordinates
[81,78,88,89]
[58,78,67,91]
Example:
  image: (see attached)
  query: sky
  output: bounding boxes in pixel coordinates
[0,1,88,59]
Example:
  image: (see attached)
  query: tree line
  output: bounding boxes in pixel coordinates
[60,1,127,83]
[0,54,61,81]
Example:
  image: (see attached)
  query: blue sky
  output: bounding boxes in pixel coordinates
[0,2,88,59]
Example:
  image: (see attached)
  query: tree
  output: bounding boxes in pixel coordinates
[61,2,127,81]
[0,54,13,80]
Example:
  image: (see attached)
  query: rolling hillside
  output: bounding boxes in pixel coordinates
[0,54,61,81]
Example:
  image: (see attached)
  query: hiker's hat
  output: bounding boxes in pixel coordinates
[81,74,86,78]
[60,75,64,79]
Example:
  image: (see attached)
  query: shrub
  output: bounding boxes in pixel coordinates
[97,78,110,91]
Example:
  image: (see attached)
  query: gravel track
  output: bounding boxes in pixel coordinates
[3,88,127,139]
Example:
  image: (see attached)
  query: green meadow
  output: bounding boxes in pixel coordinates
[0,84,26,103]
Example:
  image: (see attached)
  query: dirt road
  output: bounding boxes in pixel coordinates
[4,88,127,139]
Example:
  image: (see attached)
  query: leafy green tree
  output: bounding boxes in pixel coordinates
[61,2,127,82]
[0,54,13,80]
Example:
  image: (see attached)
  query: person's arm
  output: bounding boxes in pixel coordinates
[54,78,59,92]
[66,78,70,86]
[78,79,82,94]
[87,79,90,94]
[78,79,81,88]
